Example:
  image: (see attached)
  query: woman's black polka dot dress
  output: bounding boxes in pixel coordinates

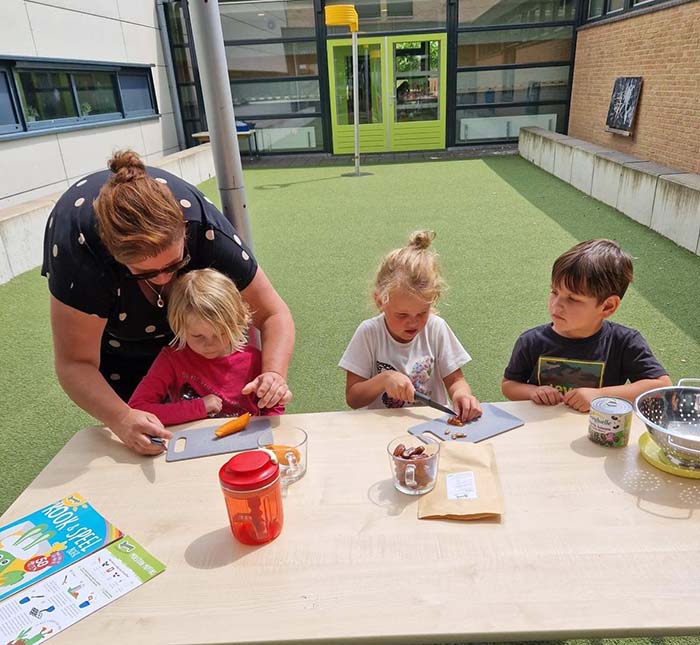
[42,167,258,401]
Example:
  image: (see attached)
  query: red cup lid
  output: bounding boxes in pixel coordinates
[219,450,279,491]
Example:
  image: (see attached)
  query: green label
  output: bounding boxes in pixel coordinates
[106,536,165,583]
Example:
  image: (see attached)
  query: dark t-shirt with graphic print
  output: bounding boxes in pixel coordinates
[42,167,257,400]
[503,321,667,395]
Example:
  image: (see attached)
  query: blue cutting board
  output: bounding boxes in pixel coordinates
[408,403,523,444]
[166,417,273,462]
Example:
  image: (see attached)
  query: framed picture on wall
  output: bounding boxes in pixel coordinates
[605,77,643,136]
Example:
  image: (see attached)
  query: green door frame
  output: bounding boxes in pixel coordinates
[327,33,447,154]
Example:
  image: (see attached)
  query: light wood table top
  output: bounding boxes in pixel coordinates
[3,402,700,644]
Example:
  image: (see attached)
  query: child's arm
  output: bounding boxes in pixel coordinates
[502,378,564,405]
[345,370,415,409]
[563,375,672,412]
[443,369,481,422]
[129,352,216,426]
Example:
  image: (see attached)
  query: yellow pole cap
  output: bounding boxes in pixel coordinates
[324,5,359,32]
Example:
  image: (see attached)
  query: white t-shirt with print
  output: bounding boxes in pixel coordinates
[338,314,471,409]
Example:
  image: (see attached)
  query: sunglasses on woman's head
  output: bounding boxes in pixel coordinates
[125,253,191,281]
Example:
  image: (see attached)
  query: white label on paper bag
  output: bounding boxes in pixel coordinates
[446,471,478,500]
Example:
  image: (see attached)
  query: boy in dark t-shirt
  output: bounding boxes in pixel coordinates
[502,239,671,412]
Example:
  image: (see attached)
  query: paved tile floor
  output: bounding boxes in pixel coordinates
[239,143,519,168]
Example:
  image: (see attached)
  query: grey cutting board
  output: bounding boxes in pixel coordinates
[408,402,524,444]
[166,417,273,462]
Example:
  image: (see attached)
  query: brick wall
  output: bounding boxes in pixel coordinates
[568,2,700,173]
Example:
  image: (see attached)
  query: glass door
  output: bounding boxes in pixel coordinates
[327,38,387,154]
[327,33,446,154]
[388,34,446,151]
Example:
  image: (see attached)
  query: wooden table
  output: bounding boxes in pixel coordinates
[3,403,700,644]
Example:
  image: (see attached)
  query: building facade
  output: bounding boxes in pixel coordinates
[569,0,700,174]
[0,1,180,209]
[164,0,580,154]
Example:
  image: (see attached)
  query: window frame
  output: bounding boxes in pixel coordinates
[0,65,22,135]
[0,57,158,140]
[582,0,675,24]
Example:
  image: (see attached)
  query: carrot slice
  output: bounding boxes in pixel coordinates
[214,413,252,438]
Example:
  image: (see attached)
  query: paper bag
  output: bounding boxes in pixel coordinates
[418,441,504,521]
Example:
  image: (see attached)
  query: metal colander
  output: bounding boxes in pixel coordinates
[634,379,700,469]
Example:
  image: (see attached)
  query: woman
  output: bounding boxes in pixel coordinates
[42,150,295,456]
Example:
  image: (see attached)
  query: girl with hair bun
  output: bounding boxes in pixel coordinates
[42,149,294,455]
[339,231,482,421]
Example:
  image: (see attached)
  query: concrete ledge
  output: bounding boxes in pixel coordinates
[0,144,215,285]
[617,161,684,227]
[518,127,700,256]
[651,173,700,253]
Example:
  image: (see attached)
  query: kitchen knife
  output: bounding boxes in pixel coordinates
[414,391,457,417]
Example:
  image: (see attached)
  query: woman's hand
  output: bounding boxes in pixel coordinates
[242,372,293,409]
[111,408,171,455]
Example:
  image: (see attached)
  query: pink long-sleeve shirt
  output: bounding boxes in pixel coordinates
[129,344,284,426]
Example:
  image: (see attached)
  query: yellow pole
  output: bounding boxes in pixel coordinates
[325,5,361,176]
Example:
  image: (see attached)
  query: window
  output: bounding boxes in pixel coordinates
[220,0,316,41]
[230,79,321,117]
[326,0,446,33]
[457,66,570,105]
[17,71,78,125]
[226,42,318,80]
[588,0,604,17]
[457,27,573,67]
[456,104,567,142]
[119,72,155,117]
[0,61,158,138]
[0,70,20,134]
[458,0,577,26]
[74,72,120,118]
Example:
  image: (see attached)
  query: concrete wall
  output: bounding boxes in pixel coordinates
[0,144,215,285]
[519,127,700,256]
[568,1,700,174]
[0,0,179,209]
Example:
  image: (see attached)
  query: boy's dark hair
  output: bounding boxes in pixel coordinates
[552,239,633,302]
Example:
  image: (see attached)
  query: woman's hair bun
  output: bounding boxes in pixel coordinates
[408,230,435,250]
[108,149,146,183]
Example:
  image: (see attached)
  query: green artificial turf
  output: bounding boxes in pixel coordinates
[1,155,699,644]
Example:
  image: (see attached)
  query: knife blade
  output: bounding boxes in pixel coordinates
[414,391,457,418]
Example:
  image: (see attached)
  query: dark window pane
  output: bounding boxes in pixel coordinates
[457,66,570,104]
[326,0,446,33]
[588,0,604,17]
[607,0,624,11]
[165,1,189,46]
[457,27,573,67]
[18,71,77,122]
[231,79,320,117]
[226,42,318,80]
[220,0,315,40]
[74,71,119,116]
[459,0,577,25]
[456,104,566,141]
[0,72,19,130]
[178,84,202,121]
[120,73,155,115]
[245,116,323,152]
[173,46,195,83]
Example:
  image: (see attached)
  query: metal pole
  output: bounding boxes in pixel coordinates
[188,0,253,248]
[351,30,360,176]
